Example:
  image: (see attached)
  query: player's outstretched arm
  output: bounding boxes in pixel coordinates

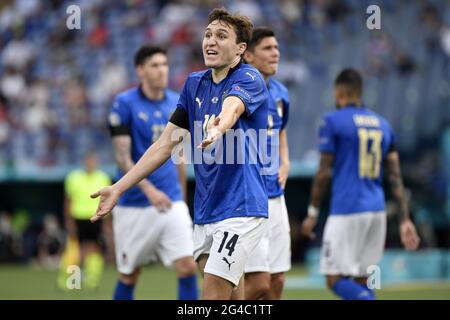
[199,96,245,148]
[112,135,172,212]
[90,123,187,222]
[385,151,420,250]
[301,152,334,239]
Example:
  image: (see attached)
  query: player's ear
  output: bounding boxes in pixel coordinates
[237,42,247,56]
[135,64,144,78]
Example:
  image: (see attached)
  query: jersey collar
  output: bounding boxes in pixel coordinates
[205,58,243,81]
[344,103,364,109]
[138,85,166,102]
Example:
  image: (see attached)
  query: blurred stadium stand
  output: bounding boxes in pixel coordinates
[0,0,449,267]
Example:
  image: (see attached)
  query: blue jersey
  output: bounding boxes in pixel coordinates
[265,78,290,198]
[109,87,182,207]
[318,105,396,215]
[177,61,269,224]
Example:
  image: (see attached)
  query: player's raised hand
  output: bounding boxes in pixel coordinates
[300,216,317,240]
[90,186,120,222]
[400,219,420,250]
[198,116,222,149]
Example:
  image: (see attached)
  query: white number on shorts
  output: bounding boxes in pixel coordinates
[218,231,239,256]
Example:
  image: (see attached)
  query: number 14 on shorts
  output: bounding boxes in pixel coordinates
[218,231,239,256]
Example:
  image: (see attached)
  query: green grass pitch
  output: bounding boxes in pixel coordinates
[0,264,449,300]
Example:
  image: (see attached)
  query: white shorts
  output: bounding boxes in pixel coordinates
[113,201,194,275]
[320,211,386,277]
[245,195,291,274]
[193,217,267,287]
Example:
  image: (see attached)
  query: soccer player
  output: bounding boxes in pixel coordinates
[242,27,291,300]
[61,151,111,290]
[300,68,420,300]
[91,8,270,300]
[108,45,198,300]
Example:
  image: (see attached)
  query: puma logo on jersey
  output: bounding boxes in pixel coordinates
[222,257,235,270]
[246,72,256,80]
[195,97,203,108]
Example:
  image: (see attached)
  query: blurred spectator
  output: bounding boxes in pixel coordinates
[229,0,263,25]
[63,80,90,128]
[0,212,23,262]
[90,58,128,107]
[0,94,10,159]
[36,214,65,269]
[421,3,442,53]
[1,33,36,72]
[0,67,26,102]
[394,50,416,76]
[365,31,393,77]
[280,0,302,24]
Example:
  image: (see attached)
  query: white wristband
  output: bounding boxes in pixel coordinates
[307,205,319,218]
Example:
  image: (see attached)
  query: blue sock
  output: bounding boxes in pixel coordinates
[178,274,198,300]
[360,283,376,299]
[332,278,374,300]
[113,280,135,300]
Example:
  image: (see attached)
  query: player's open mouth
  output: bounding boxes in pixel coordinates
[206,50,218,56]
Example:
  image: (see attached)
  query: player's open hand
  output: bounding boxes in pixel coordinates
[198,116,222,149]
[300,216,317,239]
[90,186,120,223]
[400,219,420,250]
[145,187,172,213]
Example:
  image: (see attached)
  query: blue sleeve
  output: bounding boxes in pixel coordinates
[318,115,336,153]
[108,96,130,128]
[226,70,266,116]
[281,95,290,130]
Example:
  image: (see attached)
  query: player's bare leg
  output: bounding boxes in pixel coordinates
[230,276,245,300]
[174,256,197,277]
[119,267,141,285]
[244,272,270,299]
[113,267,141,300]
[354,277,368,286]
[326,274,343,290]
[263,272,285,300]
[174,256,198,299]
[198,254,234,300]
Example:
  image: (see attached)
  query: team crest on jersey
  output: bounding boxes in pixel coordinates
[276,100,283,118]
[138,112,148,122]
[211,97,219,104]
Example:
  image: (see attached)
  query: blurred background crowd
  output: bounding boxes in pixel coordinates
[0,0,450,267]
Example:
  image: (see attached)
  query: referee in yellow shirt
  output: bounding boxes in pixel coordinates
[62,152,111,290]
